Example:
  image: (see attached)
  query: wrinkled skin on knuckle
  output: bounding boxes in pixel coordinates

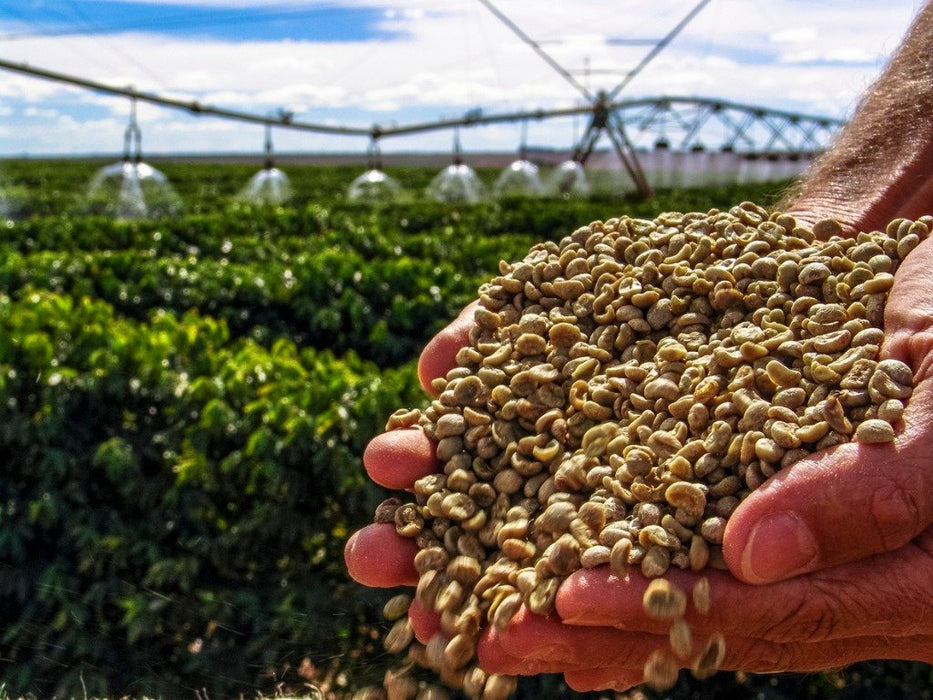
[750,642,837,674]
[721,634,873,675]
[806,577,868,640]
[798,547,933,641]
[867,468,928,552]
[885,536,933,638]
[755,581,845,644]
[719,636,801,674]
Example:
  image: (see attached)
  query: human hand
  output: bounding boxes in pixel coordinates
[472,230,933,691]
[344,302,476,590]
[722,232,933,583]
[478,527,933,692]
[343,227,933,692]
[483,230,933,691]
[343,299,575,680]
[727,0,933,583]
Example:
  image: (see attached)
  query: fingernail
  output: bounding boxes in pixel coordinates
[741,511,818,583]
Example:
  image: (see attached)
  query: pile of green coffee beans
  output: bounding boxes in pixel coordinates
[367,203,925,698]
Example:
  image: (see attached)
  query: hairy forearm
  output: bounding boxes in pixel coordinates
[784,0,933,231]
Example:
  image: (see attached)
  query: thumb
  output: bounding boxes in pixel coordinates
[723,382,933,584]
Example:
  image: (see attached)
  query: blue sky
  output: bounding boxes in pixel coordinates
[2,1,401,42]
[0,1,925,156]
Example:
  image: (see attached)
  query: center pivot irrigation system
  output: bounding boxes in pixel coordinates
[0,0,845,201]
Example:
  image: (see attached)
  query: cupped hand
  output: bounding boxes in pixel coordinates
[495,232,933,690]
[479,528,933,692]
[343,222,933,691]
[343,302,476,590]
[723,232,933,583]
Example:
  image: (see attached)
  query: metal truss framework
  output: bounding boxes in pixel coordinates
[572,94,843,195]
[0,58,844,197]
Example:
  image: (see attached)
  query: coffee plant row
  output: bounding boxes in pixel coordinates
[1,159,927,698]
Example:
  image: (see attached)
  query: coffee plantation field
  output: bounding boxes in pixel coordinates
[0,158,929,699]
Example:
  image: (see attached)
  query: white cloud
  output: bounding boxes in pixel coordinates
[0,0,925,155]
[24,106,61,119]
[771,26,820,44]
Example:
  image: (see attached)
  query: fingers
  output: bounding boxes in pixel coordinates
[363,428,437,491]
[558,529,933,644]
[722,431,933,583]
[556,567,726,633]
[408,598,441,643]
[488,607,667,670]
[482,603,933,692]
[350,429,438,588]
[418,301,477,394]
[718,237,933,584]
[477,626,564,677]
[557,566,815,642]
[562,668,643,694]
[347,526,933,684]
[344,523,419,588]
[882,234,933,380]
[348,303,469,605]
[532,632,933,693]
[477,611,612,677]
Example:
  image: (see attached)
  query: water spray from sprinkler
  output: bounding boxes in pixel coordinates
[347,137,404,204]
[86,96,182,220]
[240,116,292,206]
[426,127,485,204]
